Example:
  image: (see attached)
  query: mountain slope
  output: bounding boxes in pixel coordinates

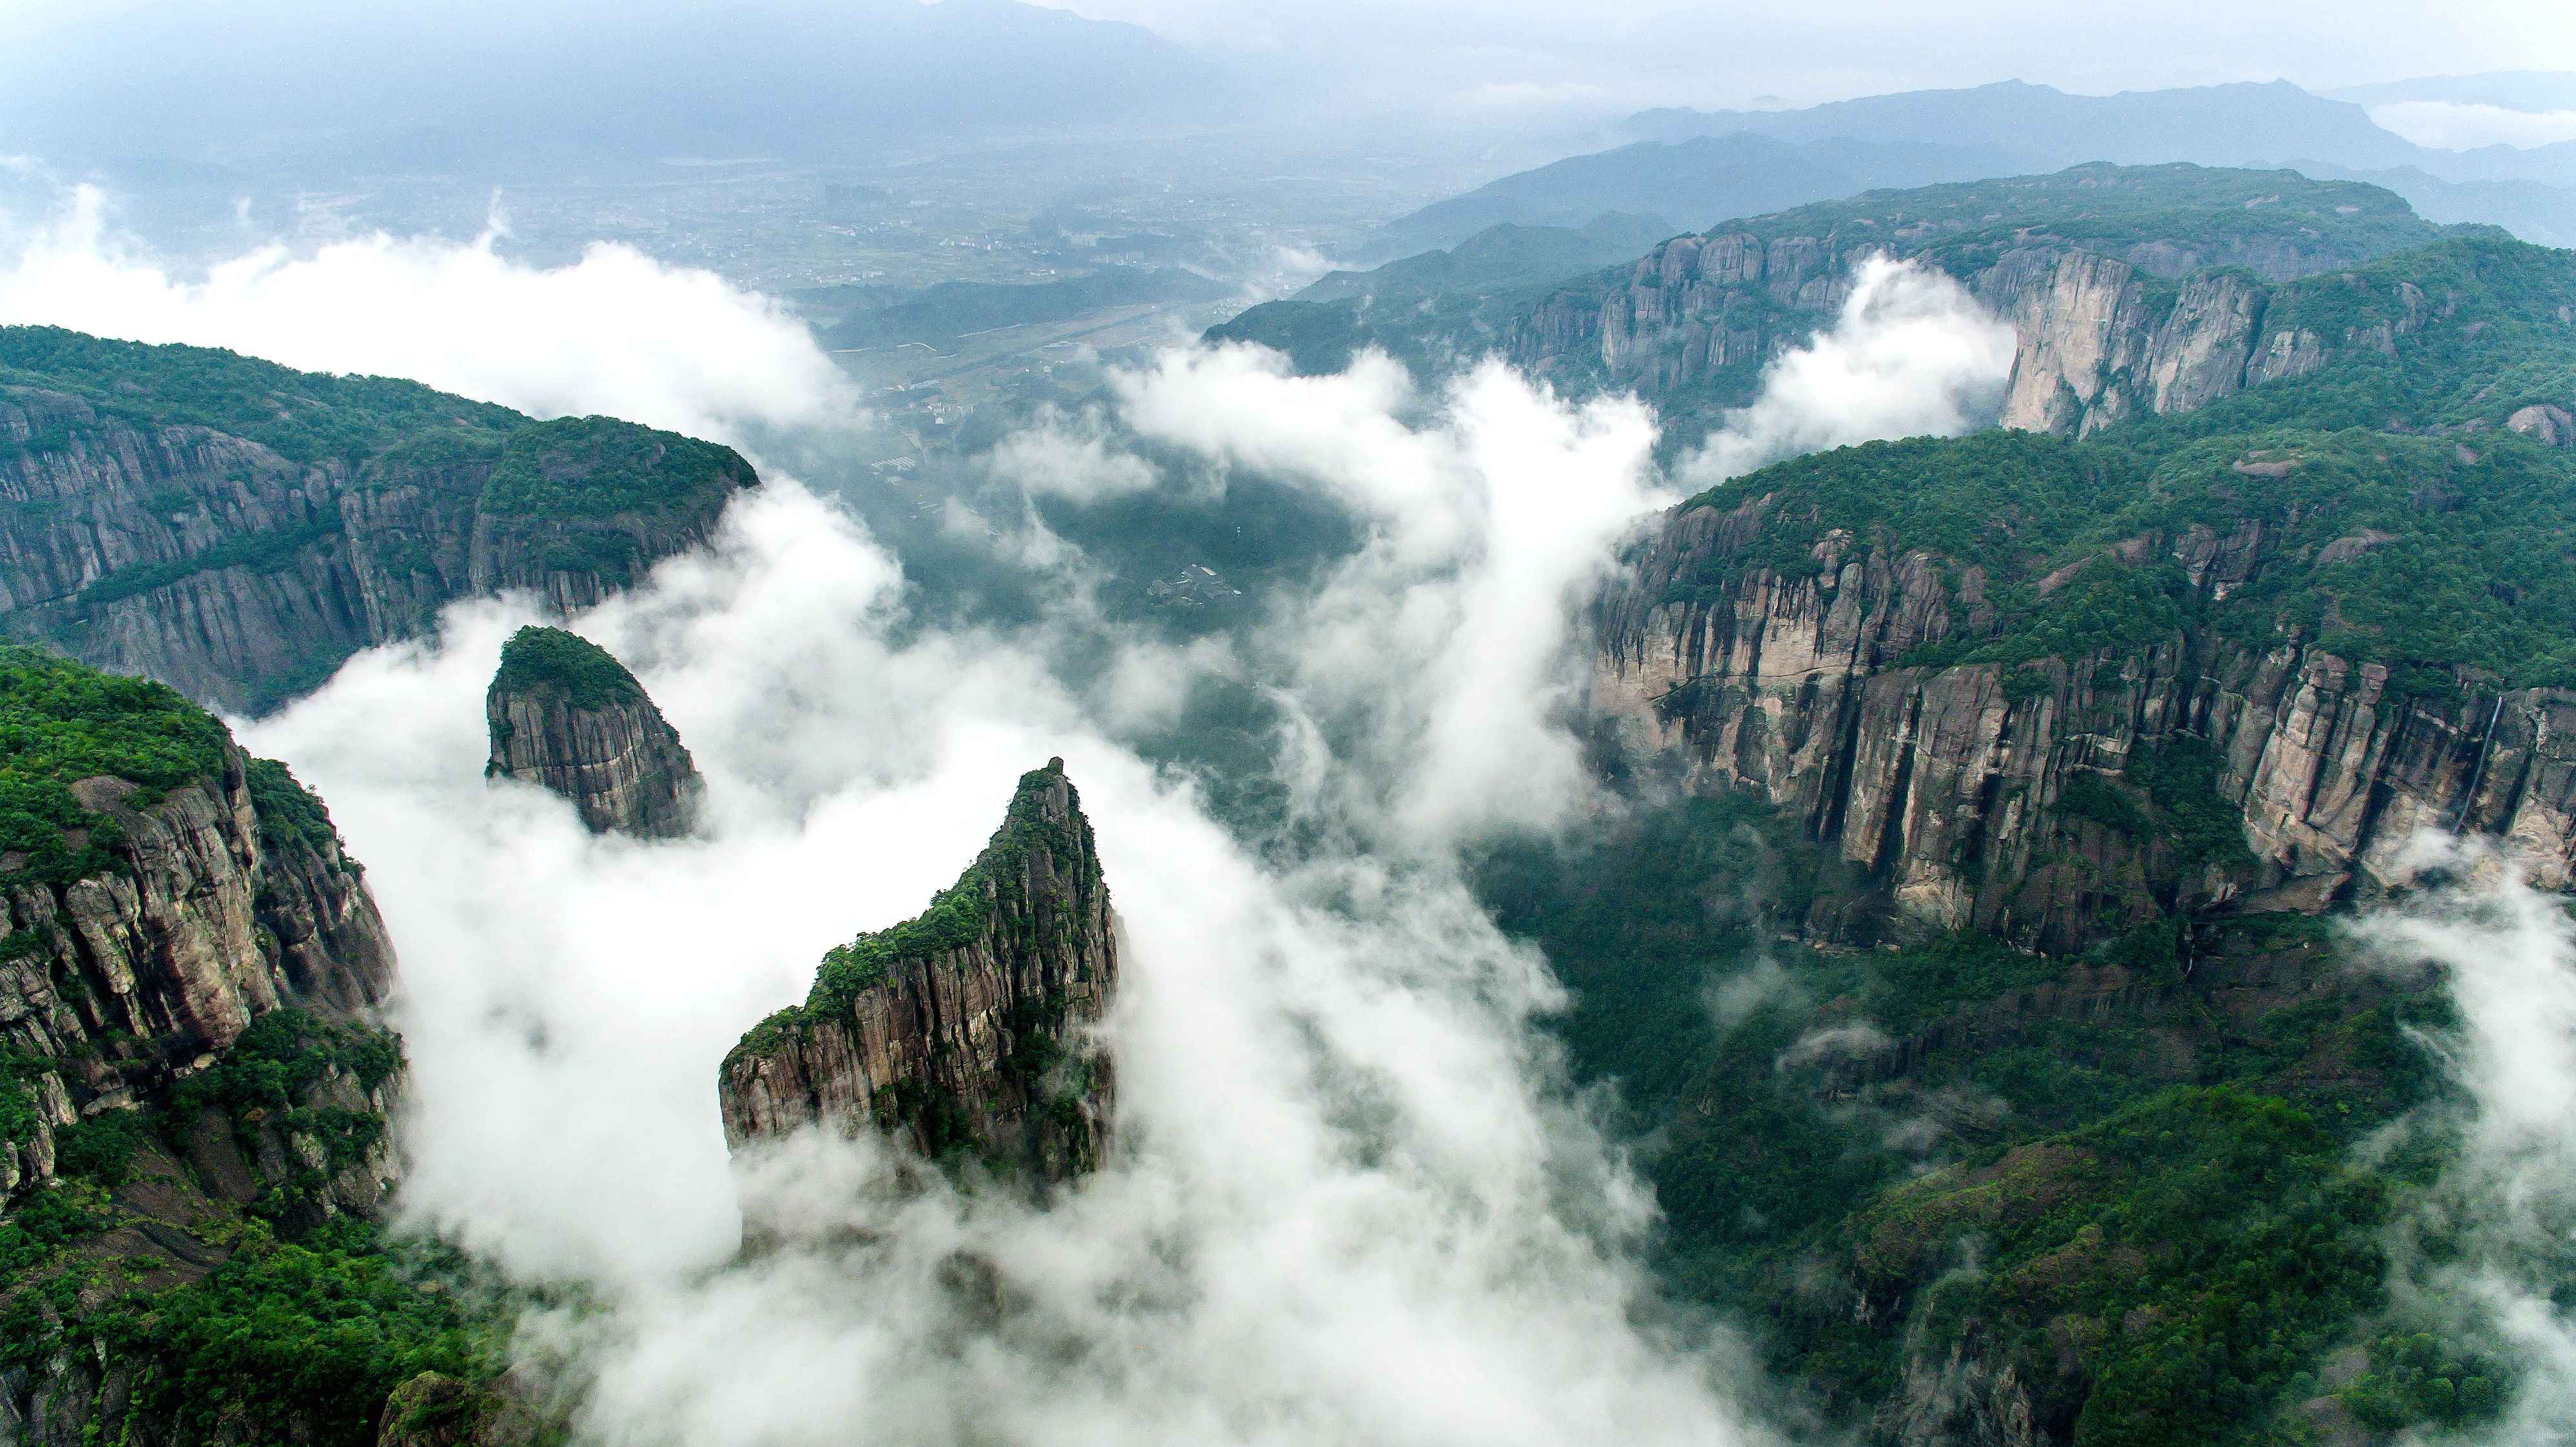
[0,328,757,714]
[721,759,1118,1187]
[1297,214,1679,304]
[0,645,514,1447]
[1377,133,2031,252]
[1214,165,2448,436]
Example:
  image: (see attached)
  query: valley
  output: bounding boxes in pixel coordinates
[5,15,2576,1447]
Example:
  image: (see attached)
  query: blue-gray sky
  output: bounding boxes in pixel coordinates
[7,0,2573,138]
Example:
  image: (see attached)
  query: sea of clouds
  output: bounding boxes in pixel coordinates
[52,179,2576,1447]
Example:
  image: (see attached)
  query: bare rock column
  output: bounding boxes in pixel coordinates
[484,626,703,838]
[719,758,1118,1185]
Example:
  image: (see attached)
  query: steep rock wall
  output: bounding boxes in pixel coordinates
[483,627,702,838]
[0,387,749,714]
[720,760,1117,1185]
[1505,227,2460,439]
[0,741,397,1202]
[1593,496,2576,951]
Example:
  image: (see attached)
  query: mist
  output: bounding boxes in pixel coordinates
[13,194,1773,1437]
[0,184,851,440]
[1,175,2124,1444]
[2353,835,2576,1442]
[1680,255,2015,487]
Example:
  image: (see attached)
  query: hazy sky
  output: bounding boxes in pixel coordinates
[1036,0,2576,115]
[8,0,2575,127]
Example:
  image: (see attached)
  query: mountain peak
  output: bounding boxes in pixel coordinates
[485,626,703,838]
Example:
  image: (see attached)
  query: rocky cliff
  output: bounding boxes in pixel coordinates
[721,760,1117,1185]
[1469,165,2576,451]
[1591,445,2576,954]
[0,328,756,714]
[485,626,702,838]
[1209,165,2444,411]
[0,645,436,1446]
[1,725,397,1205]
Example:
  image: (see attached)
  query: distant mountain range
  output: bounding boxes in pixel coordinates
[1380,79,2576,254]
[1375,135,2028,254]
[1626,80,2424,171]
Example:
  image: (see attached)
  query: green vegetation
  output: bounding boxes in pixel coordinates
[170,1008,403,1225]
[0,326,522,467]
[1212,164,2446,390]
[1477,787,2483,1444]
[489,625,646,711]
[98,1224,499,1447]
[1,1005,507,1447]
[1,1217,514,1447]
[0,643,228,884]
[792,762,1094,1020]
[478,415,755,521]
[1296,213,1679,303]
[1762,163,2437,279]
[1687,420,2576,693]
[1842,1088,2422,1447]
[74,516,346,607]
[247,756,349,860]
[727,761,1104,1169]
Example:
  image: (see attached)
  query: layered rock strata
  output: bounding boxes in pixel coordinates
[1509,227,2491,439]
[0,649,422,1445]
[720,759,1118,1184]
[0,352,754,714]
[485,626,703,838]
[0,742,398,1204]
[1593,498,2576,953]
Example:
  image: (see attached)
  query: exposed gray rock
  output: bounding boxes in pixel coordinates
[483,626,703,838]
[1591,496,2576,951]
[0,387,752,714]
[721,760,1117,1186]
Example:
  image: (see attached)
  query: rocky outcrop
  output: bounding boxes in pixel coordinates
[485,626,702,838]
[1592,498,2576,952]
[1504,216,2542,441]
[0,649,424,1445]
[0,366,754,714]
[720,760,1117,1185]
[374,1371,555,1447]
[0,740,397,1203]
[1878,1344,2041,1447]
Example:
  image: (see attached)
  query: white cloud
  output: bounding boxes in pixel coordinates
[77,204,1771,1434]
[2351,833,2576,1442]
[988,406,1164,501]
[2367,99,2576,152]
[1680,255,2015,489]
[0,185,855,441]
[239,474,1772,1442]
[1775,1021,1891,1071]
[1114,344,1667,847]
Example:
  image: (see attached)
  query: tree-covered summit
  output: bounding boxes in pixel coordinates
[0,326,522,466]
[487,626,647,711]
[478,415,758,523]
[0,644,231,883]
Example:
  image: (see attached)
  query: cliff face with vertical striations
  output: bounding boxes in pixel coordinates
[0,647,399,1209]
[720,760,1118,1185]
[484,626,703,838]
[0,328,756,715]
[1211,165,2451,430]
[0,645,467,1447]
[1591,427,2576,955]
